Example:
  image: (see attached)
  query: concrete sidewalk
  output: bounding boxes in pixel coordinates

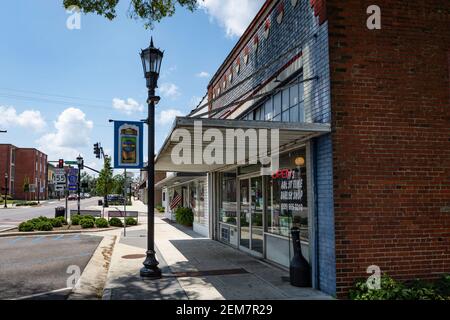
[102,201,331,300]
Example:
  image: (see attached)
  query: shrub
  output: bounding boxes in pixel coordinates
[95,218,109,228]
[35,221,53,231]
[81,215,95,221]
[125,217,137,226]
[175,207,193,226]
[156,205,165,213]
[349,274,447,300]
[19,221,35,232]
[109,217,123,227]
[50,218,62,228]
[71,215,82,225]
[80,218,95,229]
[56,216,68,225]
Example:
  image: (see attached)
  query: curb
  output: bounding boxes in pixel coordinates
[0,227,118,238]
[68,235,117,300]
[101,234,120,300]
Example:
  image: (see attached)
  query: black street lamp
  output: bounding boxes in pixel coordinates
[140,37,163,279]
[77,155,84,215]
[4,173,8,208]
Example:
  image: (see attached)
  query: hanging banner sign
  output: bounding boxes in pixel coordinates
[114,121,144,169]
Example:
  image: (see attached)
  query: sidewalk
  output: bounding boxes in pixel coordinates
[101,200,332,300]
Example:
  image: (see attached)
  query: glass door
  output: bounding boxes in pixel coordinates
[251,176,264,254]
[239,176,264,256]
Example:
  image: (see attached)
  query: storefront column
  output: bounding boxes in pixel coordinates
[306,140,318,289]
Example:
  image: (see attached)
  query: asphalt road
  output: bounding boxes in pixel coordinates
[0,197,101,231]
[0,234,102,300]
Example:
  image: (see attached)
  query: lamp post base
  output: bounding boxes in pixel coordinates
[140,250,162,279]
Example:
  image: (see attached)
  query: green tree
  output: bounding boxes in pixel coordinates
[96,156,113,202]
[63,0,199,28]
[81,171,97,194]
[111,174,126,195]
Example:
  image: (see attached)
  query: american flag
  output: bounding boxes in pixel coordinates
[170,191,182,210]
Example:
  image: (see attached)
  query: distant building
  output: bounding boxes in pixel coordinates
[0,144,48,201]
[138,164,165,207]
[47,163,57,199]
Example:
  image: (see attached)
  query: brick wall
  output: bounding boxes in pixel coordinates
[327,0,450,297]
[14,148,48,200]
[0,145,13,196]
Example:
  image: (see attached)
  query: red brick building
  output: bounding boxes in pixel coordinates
[327,0,450,297]
[0,144,48,201]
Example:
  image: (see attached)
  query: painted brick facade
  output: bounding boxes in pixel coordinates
[205,0,336,295]
[327,0,450,297]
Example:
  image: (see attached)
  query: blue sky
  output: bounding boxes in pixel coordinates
[0,0,264,176]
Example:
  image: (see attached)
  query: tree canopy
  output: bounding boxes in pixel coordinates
[63,0,199,28]
[95,156,114,198]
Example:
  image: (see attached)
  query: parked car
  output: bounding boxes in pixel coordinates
[68,194,77,201]
[83,193,91,198]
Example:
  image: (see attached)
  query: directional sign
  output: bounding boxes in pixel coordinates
[65,161,78,165]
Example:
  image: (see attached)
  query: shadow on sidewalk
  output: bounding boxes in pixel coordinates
[160,218,205,239]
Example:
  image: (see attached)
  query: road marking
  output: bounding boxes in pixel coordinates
[72,234,81,240]
[8,236,24,244]
[31,236,46,244]
[53,235,64,241]
[10,287,73,300]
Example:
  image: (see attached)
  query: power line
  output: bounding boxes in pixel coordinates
[0,87,111,104]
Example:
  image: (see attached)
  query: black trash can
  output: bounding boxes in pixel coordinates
[98,199,103,206]
[55,207,65,218]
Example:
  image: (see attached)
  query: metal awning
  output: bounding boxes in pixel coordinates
[155,172,207,190]
[155,117,330,172]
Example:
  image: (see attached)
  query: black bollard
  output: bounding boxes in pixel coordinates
[290,227,311,287]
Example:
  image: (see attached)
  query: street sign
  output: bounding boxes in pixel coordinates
[68,168,78,192]
[65,161,78,165]
[55,185,65,192]
[54,168,66,184]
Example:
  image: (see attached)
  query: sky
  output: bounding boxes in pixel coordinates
[0,0,264,177]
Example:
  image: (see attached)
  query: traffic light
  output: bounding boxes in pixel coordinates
[93,143,101,159]
[58,159,64,168]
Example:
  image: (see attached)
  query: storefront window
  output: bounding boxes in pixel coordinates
[267,149,308,242]
[219,171,237,225]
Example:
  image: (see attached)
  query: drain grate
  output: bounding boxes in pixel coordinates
[122,254,146,259]
[171,268,249,277]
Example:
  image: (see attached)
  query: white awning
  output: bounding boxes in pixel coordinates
[155,172,206,190]
[155,117,330,173]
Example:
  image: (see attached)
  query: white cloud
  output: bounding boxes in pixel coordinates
[0,105,46,132]
[199,0,265,37]
[112,97,144,115]
[158,83,181,99]
[37,107,93,160]
[157,109,184,125]
[196,71,210,78]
